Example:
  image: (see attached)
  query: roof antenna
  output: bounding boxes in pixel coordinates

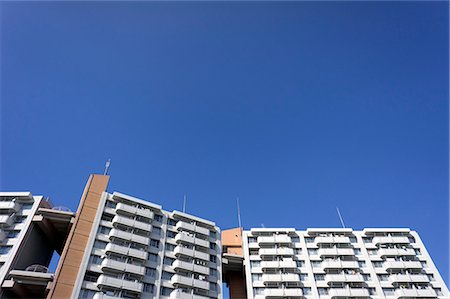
[104,159,111,175]
[183,194,187,213]
[237,197,242,228]
[336,207,346,228]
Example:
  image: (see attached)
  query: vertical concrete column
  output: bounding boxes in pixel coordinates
[47,174,109,299]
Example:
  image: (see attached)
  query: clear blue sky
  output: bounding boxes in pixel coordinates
[1,0,448,289]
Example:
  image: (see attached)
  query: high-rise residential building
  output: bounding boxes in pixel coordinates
[47,174,222,299]
[222,227,450,299]
[0,192,75,298]
[1,173,449,299]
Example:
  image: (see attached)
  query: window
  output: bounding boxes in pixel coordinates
[368,249,377,255]
[291,236,300,243]
[7,231,19,238]
[98,226,111,235]
[146,268,156,277]
[210,242,216,250]
[150,239,160,248]
[362,274,371,281]
[294,248,302,254]
[160,287,172,296]
[302,288,311,295]
[300,273,308,281]
[154,214,163,222]
[368,288,376,295]
[311,261,321,268]
[105,201,116,208]
[93,240,107,249]
[421,261,428,268]
[354,248,361,255]
[378,274,389,281]
[21,203,33,210]
[372,261,383,268]
[253,288,264,295]
[143,283,155,293]
[349,237,357,243]
[318,288,328,295]
[358,261,366,267]
[83,271,99,282]
[162,271,173,280]
[209,231,216,238]
[148,253,158,263]
[383,288,394,296]
[297,260,305,267]
[79,289,96,299]
[165,243,175,252]
[89,255,102,265]
[249,249,259,255]
[153,227,161,235]
[14,216,27,223]
[252,274,262,281]
[0,246,12,254]
[210,268,217,276]
[167,219,177,226]
[167,231,177,238]
[314,274,325,281]
[163,257,175,265]
[248,237,257,243]
[210,255,217,263]
[250,261,261,268]
[307,248,318,255]
[305,237,314,243]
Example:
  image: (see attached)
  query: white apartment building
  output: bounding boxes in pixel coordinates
[73,191,222,299]
[241,228,449,299]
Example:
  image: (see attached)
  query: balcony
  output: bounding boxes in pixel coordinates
[0,215,13,227]
[264,288,303,298]
[116,202,153,219]
[176,221,210,236]
[174,246,210,261]
[169,289,210,299]
[262,273,300,283]
[322,260,359,269]
[93,293,117,299]
[389,274,429,284]
[0,202,19,213]
[318,248,354,257]
[175,233,209,248]
[378,248,416,257]
[259,248,294,256]
[100,258,145,276]
[0,230,6,242]
[325,273,364,284]
[315,236,350,244]
[97,275,143,293]
[108,229,149,246]
[171,274,209,290]
[112,215,151,232]
[395,288,436,298]
[329,288,370,298]
[384,260,422,270]
[173,260,209,275]
[372,236,410,245]
[258,235,292,244]
[261,259,297,269]
[105,243,148,260]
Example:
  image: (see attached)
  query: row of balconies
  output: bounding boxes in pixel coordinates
[112,215,151,232]
[174,246,210,261]
[108,229,149,246]
[172,260,209,275]
[116,202,153,219]
[0,201,20,213]
[105,243,148,260]
[97,274,143,293]
[171,274,209,290]
[176,221,210,237]
[169,289,210,299]
[0,215,14,227]
[100,258,145,276]
[175,233,209,248]
[264,288,303,297]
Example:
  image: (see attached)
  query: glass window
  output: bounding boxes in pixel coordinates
[165,243,176,251]
[7,231,19,238]
[162,271,173,280]
[302,288,311,295]
[160,287,172,296]
[153,227,161,235]
[146,268,156,277]
[163,257,175,265]
[167,231,177,238]
[143,283,155,293]
[154,214,163,222]
[150,239,160,248]
[248,237,257,243]
[148,253,158,263]
[0,246,12,254]
[210,255,217,263]
[167,219,177,226]
[250,261,261,268]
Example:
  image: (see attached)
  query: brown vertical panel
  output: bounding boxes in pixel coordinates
[222,227,247,299]
[47,174,109,299]
[222,227,244,256]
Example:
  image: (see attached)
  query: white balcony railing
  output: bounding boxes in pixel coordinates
[97,275,143,293]
[174,246,210,261]
[378,248,416,257]
[116,202,153,219]
[372,236,410,245]
[175,233,209,248]
[261,259,297,269]
[172,260,209,275]
[389,274,429,283]
[264,288,303,297]
[108,229,149,246]
[0,215,14,227]
[318,248,354,257]
[395,288,436,298]
[176,221,210,236]
[322,260,359,269]
[384,260,422,270]
[329,288,370,298]
[315,236,350,244]
[325,273,364,284]
[262,273,300,283]
[171,274,209,290]
[105,243,148,260]
[112,215,151,232]
[259,248,294,256]
[258,235,292,244]
[100,258,145,276]
[0,202,19,212]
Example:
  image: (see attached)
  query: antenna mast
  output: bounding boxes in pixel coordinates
[336,207,346,228]
[183,194,186,213]
[237,197,242,228]
[104,159,111,175]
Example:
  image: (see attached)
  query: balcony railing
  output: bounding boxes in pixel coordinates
[169,289,210,299]
[0,215,14,227]
[100,258,145,276]
[93,293,117,299]
[0,202,19,212]
[315,236,350,244]
[172,260,209,275]
[108,229,149,246]
[383,260,422,270]
[395,288,436,298]
[175,233,209,248]
[97,275,143,293]
[372,236,410,245]
[116,202,153,219]
[325,273,364,284]
[328,288,370,298]
[174,246,210,261]
[176,221,210,236]
[258,235,292,244]
[112,215,151,232]
[389,274,429,283]
[105,243,148,260]
[318,248,354,257]
[262,273,300,283]
[321,260,359,269]
[171,274,209,290]
[259,248,294,256]
[264,288,303,297]
[261,259,297,269]
[378,248,416,257]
